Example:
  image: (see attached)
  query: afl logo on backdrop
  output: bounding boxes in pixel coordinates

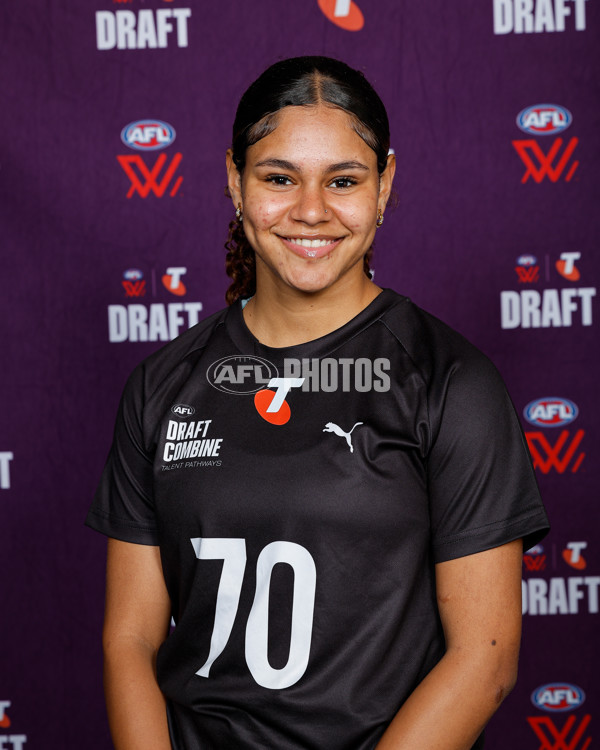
[531,683,585,712]
[523,397,578,427]
[516,105,572,135]
[123,269,143,281]
[121,120,176,151]
[516,254,537,266]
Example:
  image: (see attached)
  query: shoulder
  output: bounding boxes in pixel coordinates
[378,292,512,454]
[123,306,230,405]
[379,291,501,388]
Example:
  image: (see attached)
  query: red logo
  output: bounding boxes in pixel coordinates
[117,153,183,197]
[562,542,587,570]
[0,700,10,728]
[512,138,579,183]
[255,389,291,425]
[527,714,591,750]
[122,280,146,297]
[523,554,546,571]
[162,267,187,296]
[254,378,304,426]
[318,0,364,30]
[516,265,540,283]
[526,430,585,474]
[556,252,581,282]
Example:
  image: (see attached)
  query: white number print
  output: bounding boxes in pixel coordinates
[191,538,317,690]
[191,538,247,678]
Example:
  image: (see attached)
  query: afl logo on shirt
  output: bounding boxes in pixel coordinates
[171,404,195,418]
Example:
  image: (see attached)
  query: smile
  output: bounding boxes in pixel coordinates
[287,237,336,248]
[279,235,342,259]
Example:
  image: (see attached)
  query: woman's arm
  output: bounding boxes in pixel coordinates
[375,539,523,750]
[103,538,173,750]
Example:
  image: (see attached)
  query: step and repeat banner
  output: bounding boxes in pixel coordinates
[1,0,598,747]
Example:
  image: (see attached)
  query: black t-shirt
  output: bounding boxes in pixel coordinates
[87,289,549,750]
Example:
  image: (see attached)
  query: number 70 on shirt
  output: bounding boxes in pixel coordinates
[191,538,317,690]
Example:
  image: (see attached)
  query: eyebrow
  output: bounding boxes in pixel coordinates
[253,158,370,173]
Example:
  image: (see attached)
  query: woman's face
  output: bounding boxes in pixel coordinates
[227,104,395,297]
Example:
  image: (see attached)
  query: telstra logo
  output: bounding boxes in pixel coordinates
[318,0,364,30]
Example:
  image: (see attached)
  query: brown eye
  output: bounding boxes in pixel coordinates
[330,177,357,189]
[267,175,292,186]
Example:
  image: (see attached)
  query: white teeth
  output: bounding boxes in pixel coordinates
[289,238,334,248]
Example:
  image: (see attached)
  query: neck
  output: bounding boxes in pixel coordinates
[242,276,381,348]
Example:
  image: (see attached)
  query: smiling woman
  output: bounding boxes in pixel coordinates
[226,104,393,328]
[223,56,394,346]
[87,56,549,750]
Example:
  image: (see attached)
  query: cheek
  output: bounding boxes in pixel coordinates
[245,198,286,230]
[336,189,378,228]
[343,204,375,231]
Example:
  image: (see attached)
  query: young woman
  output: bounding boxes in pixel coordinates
[87,56,549,750]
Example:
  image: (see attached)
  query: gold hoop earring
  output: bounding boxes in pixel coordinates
[376,209,384,228]
[235,203,242,221]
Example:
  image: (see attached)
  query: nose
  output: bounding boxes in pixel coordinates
[289,183,329,225]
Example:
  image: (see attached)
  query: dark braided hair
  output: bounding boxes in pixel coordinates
[225,56,390,306]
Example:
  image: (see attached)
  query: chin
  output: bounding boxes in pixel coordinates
[283,270,340,294]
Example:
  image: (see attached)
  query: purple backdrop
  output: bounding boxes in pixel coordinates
[1,0,598,747]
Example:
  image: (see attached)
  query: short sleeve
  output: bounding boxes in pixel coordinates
[85,365,159,545]
[428,353,549,563]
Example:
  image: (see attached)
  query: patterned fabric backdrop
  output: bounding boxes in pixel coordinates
[1,0,598,747]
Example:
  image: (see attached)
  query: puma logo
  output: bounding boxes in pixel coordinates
[323,422,363,453]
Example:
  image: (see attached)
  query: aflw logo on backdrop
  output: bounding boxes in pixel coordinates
[515,254,539,283]
[117,119,183,198]
[523,397,585,475]
[122,268,145,297]
[317,0,364,30]
[512,104,579,183]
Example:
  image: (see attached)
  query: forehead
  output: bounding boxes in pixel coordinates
[246,105,377,167]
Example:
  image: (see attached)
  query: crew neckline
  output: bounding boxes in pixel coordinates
[225,289,405,364]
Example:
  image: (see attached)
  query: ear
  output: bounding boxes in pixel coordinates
[378,152,396,212]
[226,149,242,207]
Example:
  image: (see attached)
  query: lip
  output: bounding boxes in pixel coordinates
[278,235,343,260]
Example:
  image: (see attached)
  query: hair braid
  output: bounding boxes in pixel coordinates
[363,245,373,280]
[224,216,256,306]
